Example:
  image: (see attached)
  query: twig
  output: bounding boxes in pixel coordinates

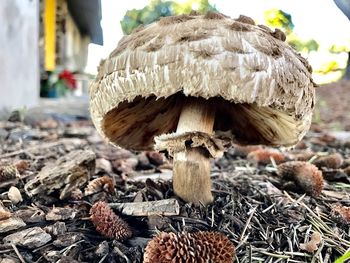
[98,253,108,263]
[11,244,26,263]
[236,206,257,249]
[114,246,131,263]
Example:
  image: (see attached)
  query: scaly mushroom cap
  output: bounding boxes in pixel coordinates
[90,12,316,150]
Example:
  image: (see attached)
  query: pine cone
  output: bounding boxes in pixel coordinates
[85,176,115,196]
[247,149,285,165]
[0,165,19,182]
[331,204,350,224]
[90,201,132,241]
[277,161,324,197]
[144,231,235,263]
[313,153,343,169]
[232,144,262,157]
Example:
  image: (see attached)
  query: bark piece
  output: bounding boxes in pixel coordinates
[14,207,45,223]
[109,198,180,216]
[46,207,77,221]
[45,222,67,236]
[53,233,84,247]
[24,150,95,199]
[0,217,26,233]
[95,158,112,174]
[3,227,51,248]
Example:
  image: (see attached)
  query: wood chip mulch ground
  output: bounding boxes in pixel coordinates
[0,80,349,263]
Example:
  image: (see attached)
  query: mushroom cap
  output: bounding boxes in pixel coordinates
[90,12,316,150]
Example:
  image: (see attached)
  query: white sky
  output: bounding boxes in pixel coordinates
[86,0,350,74]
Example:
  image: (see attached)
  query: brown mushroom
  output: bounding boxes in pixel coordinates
[89,12,316,205]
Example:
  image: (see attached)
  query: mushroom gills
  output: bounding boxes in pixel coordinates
[102,94,305,151]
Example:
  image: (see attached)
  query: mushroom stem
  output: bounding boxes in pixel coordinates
[173,97,215,205]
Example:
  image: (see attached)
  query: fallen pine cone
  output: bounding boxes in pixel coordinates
[14,160,30,173]
[344,166,350,176]
[144,231,235,263]
[232,144,262,157]
[313,153,343,169]
[300,232,322,253]
[277,161,324,197]
[90,201,132,241]
[85,176,115,196]
[0,165,19,182]
[247,148,286,165]
[318,133,336,144]
[331,204,350,224]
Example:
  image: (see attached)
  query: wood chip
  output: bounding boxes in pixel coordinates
[0,217,26,233]
[24,150,96,199]
[3,227,51,248]
[109,199,180,216]
[46,207,77,221]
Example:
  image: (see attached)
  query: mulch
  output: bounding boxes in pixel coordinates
[0,81,349,263]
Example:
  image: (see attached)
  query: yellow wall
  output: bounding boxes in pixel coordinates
[44,0,56,71]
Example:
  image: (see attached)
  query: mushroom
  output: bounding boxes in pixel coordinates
[89,11,316,205]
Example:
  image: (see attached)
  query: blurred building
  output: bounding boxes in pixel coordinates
[41,0,103,73]
[0,0,103,110]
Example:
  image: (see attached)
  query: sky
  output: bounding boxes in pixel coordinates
[85,0,350,76]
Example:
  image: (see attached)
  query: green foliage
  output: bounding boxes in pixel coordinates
[172,0,217,14]
[288,37,319,53]
[318,60,340,74]
[329,43,350,53]
[335,249,350,263]
[263,8,319,53]
[120,0,217,35]
[264,8,294,33]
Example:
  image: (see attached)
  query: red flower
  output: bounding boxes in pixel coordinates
[58,70,77,90]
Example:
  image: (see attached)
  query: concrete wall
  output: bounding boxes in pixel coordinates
[0,0,39,110]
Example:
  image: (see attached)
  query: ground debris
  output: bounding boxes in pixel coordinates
[0,217,26,233]
[24,150,96,199]
[300,232,322,252]
[109,198,180,216]
[46,207,77,221]
[3,227,51,248]
[0,84,349,263]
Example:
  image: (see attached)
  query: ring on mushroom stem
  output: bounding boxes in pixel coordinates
[89,11,316,205]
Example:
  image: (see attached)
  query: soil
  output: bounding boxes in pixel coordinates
[315,80,350,131]
[0,81,349,263]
